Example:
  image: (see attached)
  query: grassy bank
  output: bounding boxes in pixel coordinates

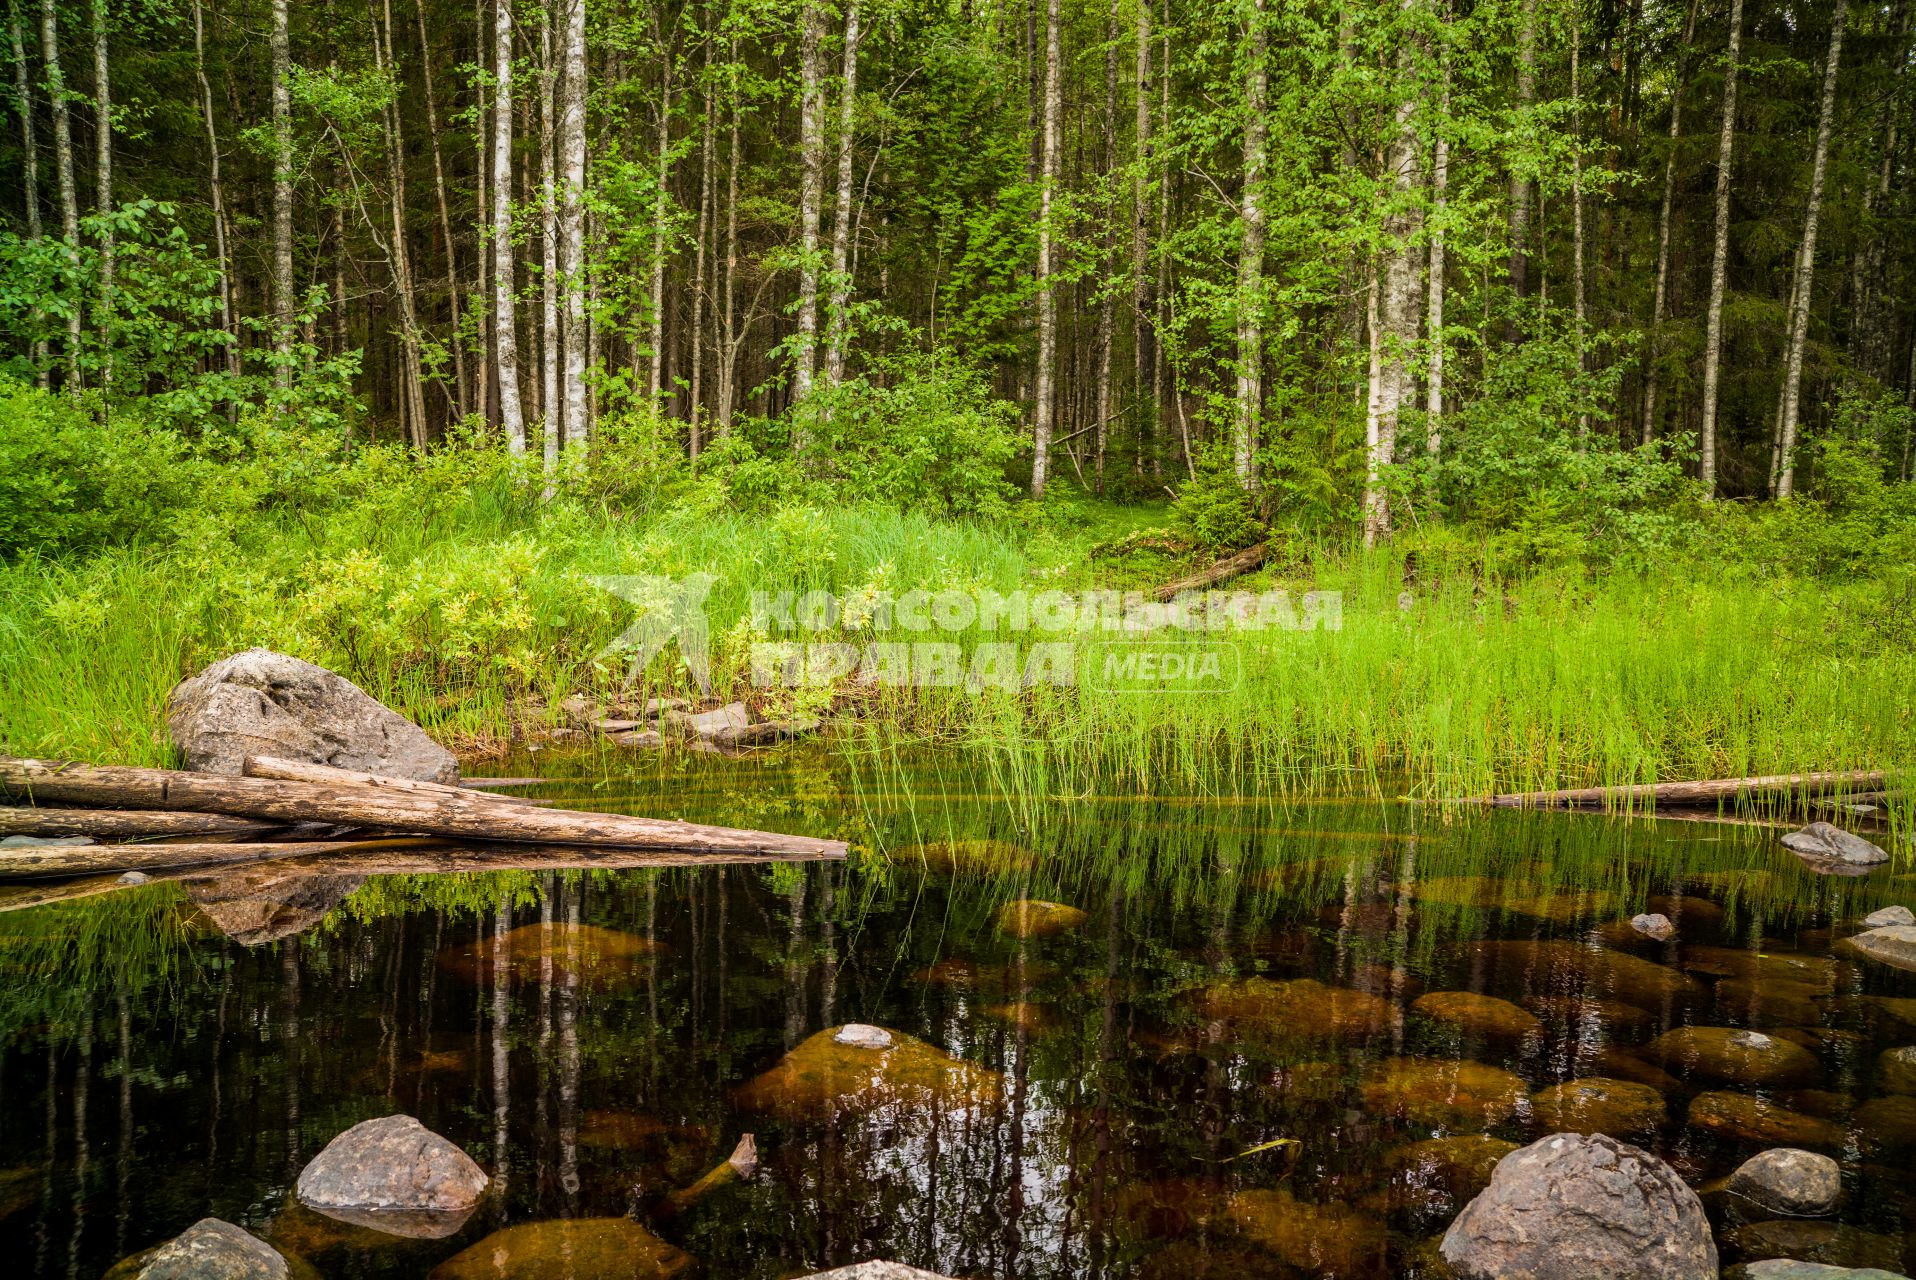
[2,452,1911,823]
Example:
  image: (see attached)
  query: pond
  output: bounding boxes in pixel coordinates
[1,751,1913,1278]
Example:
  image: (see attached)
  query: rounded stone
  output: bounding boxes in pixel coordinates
[995,899,1089,939]
[1862,906,1916,929]
[1633,913,1678,941]
[833,1023,894,1049]
[1877,1045,1916,1095]
[1530,1077,1668,1136]
[1439,1132,1717,1280]
[1360,1056,1528,1130]
[1687,1093,1846,1150]
[295,1115,489,1217]
[1413,991,1542,1040]
[134,1219,290,1280]
[1645,1026,1820,1087]
[1838,925,1916,974]
[429,1218,690,1280]
[1725,1148,1842,1216]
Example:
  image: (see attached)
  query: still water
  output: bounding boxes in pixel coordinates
[1,751,1913,1278]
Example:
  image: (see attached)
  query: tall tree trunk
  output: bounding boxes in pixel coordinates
[89,0,111,391]
[688,12,716,451]
[473,0,492,426]
[1365,2,1423,548]
[371,0,429,445]
[190,0,238,381]
[271,0,293,380]
[1425,18,1448,459]
[540,0,560,479]
[823,0,861,387]
[1641,0,1699,444]
[560,0,588,438]
[1030,0,1061,497]
[1569,5,1586,441]
[1131,0,1152,475]
[39,0,81,385]
[1092,0,1117,494]
[1697,0,1745,497]
[1233,0,1268,489]
[414,0,468,419]
[792,0,825,405]
[644,40,669,406]
[1507,0,1536,304]
[492,0,527,451]
[11,0,48,383]
[1771,0,1846,499]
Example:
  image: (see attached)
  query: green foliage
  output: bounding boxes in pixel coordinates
[796,350,1024,518]
[1171,449,1267,553]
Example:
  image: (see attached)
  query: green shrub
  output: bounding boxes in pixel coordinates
[1172,449,1267,553]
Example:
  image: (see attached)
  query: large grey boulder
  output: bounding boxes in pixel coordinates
[1727,1149,1842,1216]
[1781,823,1889,866]
[1439,1132,1716,1280]
[295,1116,487,1232]
[1842,926,1916,974]
[1862,906,1915,928]
[138,1218,288,1280]
[167,649,457,783]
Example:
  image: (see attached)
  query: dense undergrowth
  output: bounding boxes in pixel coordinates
[0,374,1912,815]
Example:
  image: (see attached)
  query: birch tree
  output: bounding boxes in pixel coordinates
[271,0,293,374]
[1029,0,1061,497]
[1771,0,1846,499]
[822,0,861,388]
[89,0,111,379]
[39,0,81,383]
[791,0,825,404]
[1131,0,1153,473]
[1232,0,1268,489]
[1697,0,1745,497]
[493,0,527,452]
[10,0,47,381]
[1364,0,1424,547]
[560,0,587,441]
[1640,0,1698,444]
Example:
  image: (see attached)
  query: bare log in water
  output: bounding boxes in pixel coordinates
[0,837,438,879]
[0,757,848,857]
[1478,770,1890,810]
[1152,543,1269,602]
[0,806,284,839]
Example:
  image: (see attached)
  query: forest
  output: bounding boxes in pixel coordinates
[2,0,1914,788]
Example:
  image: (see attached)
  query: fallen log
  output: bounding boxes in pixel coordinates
[242,756,545,806]
[0,837,440,880]
[0,757,848,858]
[1152,543,1269,602]
[0,806,285,839]
[1478,770,1890,810]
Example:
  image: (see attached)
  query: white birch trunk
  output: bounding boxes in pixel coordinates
[559,0,588,438]
[270,0,292,375]
[822,0,861,388]
[792,0,825,405]
[1365,4,1422,548]
[39,0,81,384]
[90,0,111,389]
[1697,0,1744,497]
[1131,0,1152,475]
[1641,0,1698,444]
[1233,0,1268,489]
[540,0,560,479]
[493,0,527,452]
[1029,0,1061,496]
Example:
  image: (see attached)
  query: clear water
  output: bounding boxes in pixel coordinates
[1,751,1912,1278]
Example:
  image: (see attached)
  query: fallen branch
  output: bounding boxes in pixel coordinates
[1477,770,1890,810]
[1152,543,1269,602]
[0,837,438,880]
[0,757,849,858]
[0,806,284,839]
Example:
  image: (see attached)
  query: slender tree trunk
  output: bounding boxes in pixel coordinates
[1642,0,1699,444]
[792,0,825,405]
[1131,0,1152,475]
[39,0,81,385]
[1091,0,1117,494]
[493,0,527,451]
[559,0,588,438]
[190,0,238,381]
[717,49,741,434]
[89,0,111,391]
[540,0,560,480]
[1507,0,1536,303]
[1365,1,1422,548]
[11,0,48,383]
[1771,0,1846,499]
[271,0,293,380]
[688,14,715,451]
[414,0,468,419]
[1233,0,1268,490]
[1030,0,1061,496]
[644,43,670,406]
[474,0,492,426]
[1570,7,1586,442]
[1698,0,1745,497]
[371,0,429,445]
[823,0,862,387]
[1425,26,1448,460]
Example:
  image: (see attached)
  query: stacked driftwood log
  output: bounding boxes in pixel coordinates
[0,755,847,884]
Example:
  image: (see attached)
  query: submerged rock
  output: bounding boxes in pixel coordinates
[166,648,458,782]
[1645,1027,1820,1087]
[995,899,1089,939]
[1198,977,1389,1040]
[978,1001,1056,1034]
[1414,876,1621,924]
[295,1115,488,1233]
[1862,906,1916,928]
[1681,947,1836,987]
[1592,1047,1684,1091]
[1632,913,1678,941]
[1413,991,1542,1040]
[1529,1077,1668,1136]
[1439,1132,1716,1280]
[1713,979,1830,1029]
[1687,1093,1846,1149]
[1878,1046,1916,1095]
[1853,1095,1916,1153]
[1375,1135,1518,1225]
[438,922,663,988]
[733,1025,1001,1119]
[891,839,1035,874]
[1734,1262,1912,1279]
[1359,1056,1528,1129]
[908,956,1056,995]
[1723,1220,1908,1274]
[429,1218,691,1280]
[1471,939,1702,1004]
[1725,1148,1842,1217]
[1525,995,1657,1043]
[1223,1189,1388,1278]
[1647,895,1727,929]
[134,1219,290,1280]
[1781,823,1890,867]
[1840,926,1916,974]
